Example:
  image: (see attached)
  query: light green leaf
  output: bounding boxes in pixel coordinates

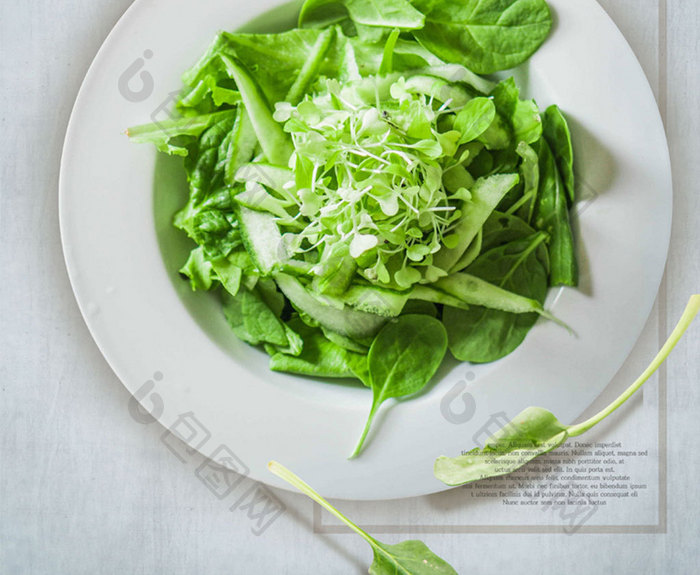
[269,461,458,574]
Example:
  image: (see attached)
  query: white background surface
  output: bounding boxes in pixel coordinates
[1,0,698,573]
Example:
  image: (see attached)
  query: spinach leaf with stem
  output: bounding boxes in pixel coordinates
[435,295,700,486]
[350,315,448,458]
[268,461,458,574]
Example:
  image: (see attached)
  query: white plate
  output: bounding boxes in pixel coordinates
[60,0,671,500]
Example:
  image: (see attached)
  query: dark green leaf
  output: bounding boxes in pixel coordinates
[543,105,575,204]
[351,315,447,456]
[412,0,552,74]
[480,210,536,252]
[443,233,548,362]
[533,139,578,286]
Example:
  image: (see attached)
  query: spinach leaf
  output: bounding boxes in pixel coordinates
[543,105,575,204]
[481,210,536,252]
[436,295,700,485]
[350,315,447,457]
[299,0,425,30]
[442,232,549,363]
[533,139,577,286]
[512,98,542,144]
[412,0,552,74]
[269,461,458,574]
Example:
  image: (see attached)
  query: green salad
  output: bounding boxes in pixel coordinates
[129,0,578,456]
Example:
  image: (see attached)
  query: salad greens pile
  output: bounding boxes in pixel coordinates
[129,0,578,455]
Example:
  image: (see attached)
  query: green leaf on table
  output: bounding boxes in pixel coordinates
[435,407,568,485]
[436,295,700,486]
[269,461,458,574]
[350,314,447,457]
[412,0,553,74]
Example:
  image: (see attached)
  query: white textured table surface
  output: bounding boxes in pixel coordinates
[1,1,698,573]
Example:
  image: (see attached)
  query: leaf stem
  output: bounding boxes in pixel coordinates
[568,295,700,437]
[349,399,380,459]
[268,461,374,545]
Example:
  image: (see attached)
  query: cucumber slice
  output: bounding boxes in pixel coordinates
[433,173,519,272]
[341,285,409,317]
[236,207,284,275]
[275,273,386,340]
